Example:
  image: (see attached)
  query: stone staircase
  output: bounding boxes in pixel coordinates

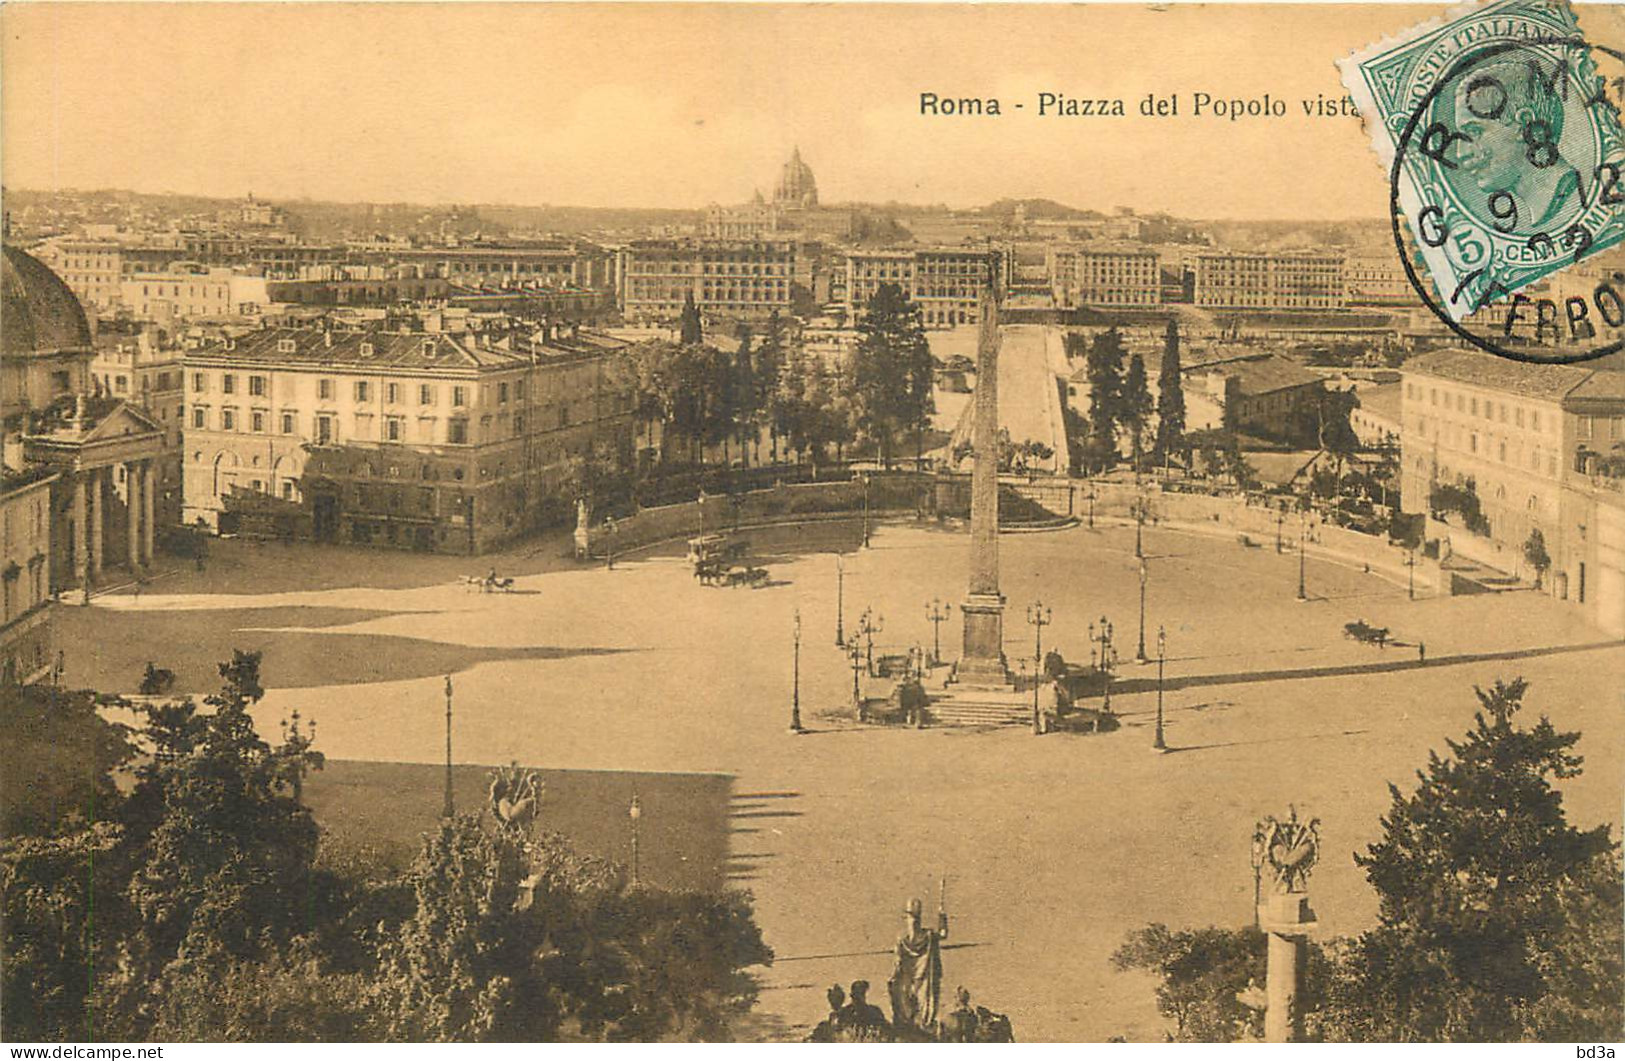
[927,685,1033,727]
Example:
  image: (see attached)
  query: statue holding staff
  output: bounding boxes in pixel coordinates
[888,881,949,1032]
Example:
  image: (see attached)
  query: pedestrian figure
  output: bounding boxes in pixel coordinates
[1418,641,1426,666]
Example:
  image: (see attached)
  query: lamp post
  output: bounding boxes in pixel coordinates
[1405,548,1416,601]
[1297,509,1309,602]
[925,599,952,666]
[1250,821,1267,930]
[1154,625,1167,751]
[1276,506,1285,554]
[1086,483,1096,529]
[1136,556,1149,663]
[834,554,846,647]
[628,794,642,886]
[848,638,866,720]
[790,608,803,733]
[1093,616,1115,713]
[857,607,884,674]
[860,472,872,549]
[1132,495,1148,559]
[442,674,455,819]
[1027,601,1052,736]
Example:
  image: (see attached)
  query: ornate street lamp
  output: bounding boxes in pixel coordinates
[790,608,803,733]
[860,472,872,549]
[834,554,846,648]
[1136,556,1149,663]
[1154,625,1167,751]
[628,794,642,886]
[925,599,952,666]
[858,607,884,674]
[848,638,866,720]
[1027,601,1052,736]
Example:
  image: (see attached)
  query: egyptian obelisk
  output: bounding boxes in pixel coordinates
[957,282,1009,684]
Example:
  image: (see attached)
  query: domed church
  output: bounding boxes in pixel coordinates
[2,243,162,676]
[773,147,819,208]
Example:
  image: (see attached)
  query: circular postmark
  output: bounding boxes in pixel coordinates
[1390,32,1625,364]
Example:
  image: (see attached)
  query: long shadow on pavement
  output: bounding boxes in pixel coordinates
[58,603,634,694]
[1108,638,1623,698]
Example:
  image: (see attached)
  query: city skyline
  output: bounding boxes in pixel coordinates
[4,3,1451,221]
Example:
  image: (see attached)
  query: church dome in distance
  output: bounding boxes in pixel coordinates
[774,147,819,208]
[2,244,92,358]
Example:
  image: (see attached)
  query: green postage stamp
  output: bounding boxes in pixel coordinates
[1340,0,1625,342]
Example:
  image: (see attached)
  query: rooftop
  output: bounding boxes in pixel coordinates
[190,324,624,371]
[1402,348,1595,401]
[1202,354,1323,395]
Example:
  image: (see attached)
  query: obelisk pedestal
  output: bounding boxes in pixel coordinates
[956,282,1010,687]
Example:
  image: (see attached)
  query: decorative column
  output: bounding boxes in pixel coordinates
[142,460,156,564]
[87,467,104,583]
[1253,808,1320,1043]
[72,474,89,587]
[126,462,141,570]
[957,284,1010,685]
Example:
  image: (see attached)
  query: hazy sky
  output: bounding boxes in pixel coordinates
[2,3,1480,218]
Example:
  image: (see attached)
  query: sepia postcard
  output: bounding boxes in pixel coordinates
[1,1,1622,1047]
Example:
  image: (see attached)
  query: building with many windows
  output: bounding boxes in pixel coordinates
[619,239,798,321]
[118,265,270,321]
[1047,244,1161,308]
[1399,349,1625,633]
[843,247,998,329]
[0,465,57,685]
[91,326,187,527]
[1192,251,1345,310]
[181,321,633,552]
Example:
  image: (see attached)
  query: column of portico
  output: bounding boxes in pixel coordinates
[142,460,156,564]
[126,461,141,570]
[73,474,89,587]
[87,467,104,583]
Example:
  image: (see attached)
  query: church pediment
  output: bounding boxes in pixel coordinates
[81,401,162,442]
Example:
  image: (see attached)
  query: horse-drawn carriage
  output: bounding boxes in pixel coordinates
[1343,619,1391,647]
[688,533,766,588]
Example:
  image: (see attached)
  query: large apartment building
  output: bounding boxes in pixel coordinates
[1192,251,1346,310]
[1400,350,1625,633]
[181,321,633,553]
[844,247,998,329]
[619,239,797,321]
[1047,244,1161,308]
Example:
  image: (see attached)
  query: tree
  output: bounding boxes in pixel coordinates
[1331,679,1618,1041]
[732,326,756,465]
[754,311,786,462]
[678,291,703,347]
[1111,924,1268,1041]
[1523,528,1552,588]
[852,282,932,469]
[1155,319,1186,465]
[1121,352,1153,473]
[1085,328,1127,473]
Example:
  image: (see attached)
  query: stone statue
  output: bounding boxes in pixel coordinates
[1256,806,1320,894]
[888,894,949,1032]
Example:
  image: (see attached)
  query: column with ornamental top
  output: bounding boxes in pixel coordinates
[87,467,105,584]
[126,461,141,570]
[142,460,156,564]
[72,472,89,588]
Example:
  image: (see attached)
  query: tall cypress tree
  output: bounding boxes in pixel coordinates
[1155,318,1187,465]
[1085,328,1126,473]
[678,291,703,347]
[1122,351,1153,473]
